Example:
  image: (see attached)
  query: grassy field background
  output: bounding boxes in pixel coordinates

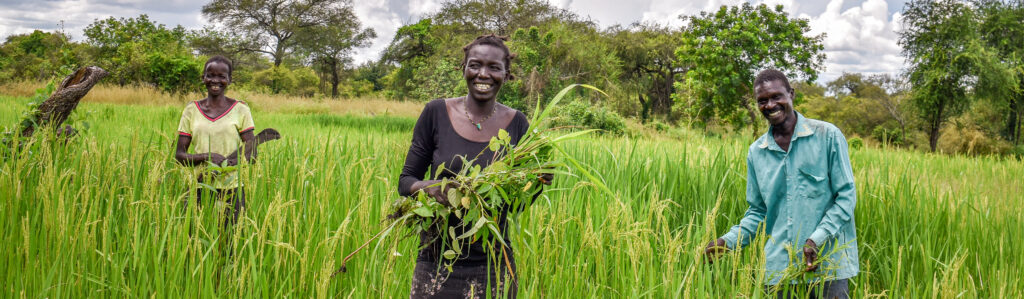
[1,89,1022,298]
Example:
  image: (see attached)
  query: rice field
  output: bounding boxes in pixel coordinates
[1,94,1022,298]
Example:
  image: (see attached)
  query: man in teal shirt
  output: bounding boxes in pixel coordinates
[704,70,859,298]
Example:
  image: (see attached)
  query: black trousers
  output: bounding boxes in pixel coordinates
[409,260,517,299]
[186,188,246,227]
[769,279,849,299]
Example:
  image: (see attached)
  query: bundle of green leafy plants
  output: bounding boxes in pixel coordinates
[334,84,613,275]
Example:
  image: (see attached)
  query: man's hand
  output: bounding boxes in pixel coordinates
[538,173,554,185]
[803,239,818,272]
[703,238,728,264]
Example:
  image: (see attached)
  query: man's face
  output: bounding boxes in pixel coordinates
[755,79,795,127]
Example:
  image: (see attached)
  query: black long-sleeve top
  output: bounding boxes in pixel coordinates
[399,98,530,266]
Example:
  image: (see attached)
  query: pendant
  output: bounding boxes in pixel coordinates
[475,123,482,130]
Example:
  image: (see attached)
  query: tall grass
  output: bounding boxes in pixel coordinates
[1,95,1021,297]
[0,81,424,118]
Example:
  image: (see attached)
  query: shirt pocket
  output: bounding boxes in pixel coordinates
[798,166,828,200]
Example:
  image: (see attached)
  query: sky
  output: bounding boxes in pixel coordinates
[0,0,911,84]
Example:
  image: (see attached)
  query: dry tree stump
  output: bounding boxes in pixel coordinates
[19,66,109,138]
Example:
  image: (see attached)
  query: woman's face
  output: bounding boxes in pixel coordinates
[463,44,507,102]
[203,62,231,97]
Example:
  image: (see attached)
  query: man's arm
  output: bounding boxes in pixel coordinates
[808,128,857,246]
[720,155,768,250]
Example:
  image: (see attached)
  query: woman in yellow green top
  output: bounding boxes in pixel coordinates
[175,55,256,225]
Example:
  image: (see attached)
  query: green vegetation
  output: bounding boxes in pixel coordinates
[2,95,1022,297]
[676,3,825,136]
[2,0,1022,155]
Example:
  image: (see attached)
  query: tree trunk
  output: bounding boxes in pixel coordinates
[638,93,649,123]
[928,103,946,152]
[331,66,340,98]
[20,66,108,138]
[1006,97,1020,145]
[742,97,760,138]
[661,70,674,116]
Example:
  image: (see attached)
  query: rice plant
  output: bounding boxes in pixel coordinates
[1,95,1021,298]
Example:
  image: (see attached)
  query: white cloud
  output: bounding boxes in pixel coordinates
[351,0,403,65]
[408,0,442,16]
[805,0,905,83]
[0,0,204,42]
[640,0,798,29]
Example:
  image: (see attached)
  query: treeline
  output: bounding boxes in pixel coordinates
[0,0,375,98]
[0,0,1021,155]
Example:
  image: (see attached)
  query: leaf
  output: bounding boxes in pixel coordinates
[197,182,218,192]
[447,188,459,205]
[470,164,481,178]
[461,196,471,209]
[411,206,433,218]
[465,208,479,224]
[488,162,507,172]
[476,183,493,194]
[549,129,599,143]
[489,137,501,151]
[443,250,457,260]
[498,129,509,142]
[457,216,489,240]
[486,222,507,247]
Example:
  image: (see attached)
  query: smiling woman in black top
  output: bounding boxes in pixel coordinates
[399,34,541,298]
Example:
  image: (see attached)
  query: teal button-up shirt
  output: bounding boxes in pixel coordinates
[720,112,859,285]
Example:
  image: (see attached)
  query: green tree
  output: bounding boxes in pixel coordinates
[505,24,621,113]
[432,0,586,36]
[899,0,993,151]
[83,15,200,93]
[202,0,354,68]
[0,30,81,81]
[380,19,443,100]
[607,22,685,121]
[675,3,825,136]
[975,0,1024,145]
[297,0,376,98]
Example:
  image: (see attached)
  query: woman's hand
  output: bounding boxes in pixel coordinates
[206,153,227,166]
[412,180,456,207]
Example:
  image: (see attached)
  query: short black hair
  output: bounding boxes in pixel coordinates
[204,55,234,78]
[462,34,516,80]
[754,69,792,93]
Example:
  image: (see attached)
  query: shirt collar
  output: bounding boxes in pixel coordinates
[758,111,814,151]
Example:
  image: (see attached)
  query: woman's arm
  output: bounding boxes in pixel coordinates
[398,100,454,206]
[174,135,226,166]
[225,130,256,165]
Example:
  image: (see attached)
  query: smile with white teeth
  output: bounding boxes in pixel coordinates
[474,84,492,91]
[768,110,782,117]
